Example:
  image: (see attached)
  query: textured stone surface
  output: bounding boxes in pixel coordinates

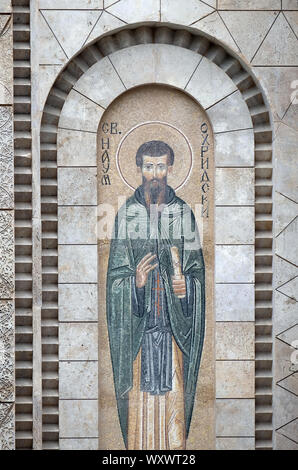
[275,192,297,237]
[38,13,68,65]
[216,438,255,450]
[216,361,255,398]
[0,107,13,209]
[59,323,98,361]
[276,419,298,444]
[59,89,104,133]
[276,217,298,266]
[0,1,11,13]
[186,56,237,110]
[86,10,125,45]
[42,10,102,58]
[216,323,255,360]
[220,11,278,62]
[58,206,97,244]
[214,129,254,167]
[215,207,254,244]
[59,284,98,322]
[60,400,98,438]
[0,403,14,450]
[283,0,298,8]
[274,291,298,333]
[39,65,63,112]
[59,361,98,399]
[278,276,298,302]
[107,0,160,23]
[57,129,97,167]
[0,16,12,104]
[253,13,298,65]
[0,211,13,299]
[40,0,103,7]
[192,11,240,52]
[74,57,125,109]
[60,438,99,450]
[110,44,201,91]
[58,245,97,283]
[274,339,295,382]
[215,246,254,283]
[218,0,281,8]
[274,123,298,202]
[58,168,97,206]
[161,0,214,25]
[274,386,298,429]
[0,301,14,402]
[215,168,254,205]
[215,284,255,321]
[275,432,298,450]
[207,91,253,133]
[274,255,298,288]
[216,399,254,436]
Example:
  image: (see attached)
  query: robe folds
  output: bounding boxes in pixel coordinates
[106,185,205,448]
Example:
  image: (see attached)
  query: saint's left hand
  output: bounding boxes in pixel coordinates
[172,276,186,297]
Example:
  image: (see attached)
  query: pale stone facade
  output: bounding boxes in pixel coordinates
[0,0,297,450]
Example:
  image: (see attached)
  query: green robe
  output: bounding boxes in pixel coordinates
[106,185,205,448]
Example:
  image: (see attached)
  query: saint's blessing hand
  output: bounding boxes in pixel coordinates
[136,253,158,288]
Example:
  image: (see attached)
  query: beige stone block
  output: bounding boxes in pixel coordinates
[283,0,298,9]
[253,13,298,65]
[39,65,63,112]
[59,284,98,322]
[59,89,105,133]
[0,16,13,105]
[276,217,298,267]
[59,245,97,283]
[225,371,252,400]
[215,168,254,205]
[274,386,298,430]
[161,0,214,25]
[275,339,297,383]
[0,211,14,299]
[57,129,97,167]
[59,323,98,361]
[60,438,99,450]
[192,11,240,53]
[253,67,298,121]
[215,129,254,167]
[186,56,237,110]
[216,284,255,321]
[107,0,160,23]
[216,323,255,360]
[215,245,254,283]
[0,1,11,13]
[274,192,298,237]
[59,361,98,399]
[215,207,254,244]
[0,107,13,209]
[58,206,97,244]
[74,57,125,109]
[42,10,101,59]
[216,361,255,398]
[58,168,97,206]
[0,301,14,402]
[274,291,297,334]
[38,13,68,65]
[207,91,252,133]
[274,123,298,202]
[40,0,103,7]
[60,400,98,438]
[220,11,278,62]
[218,0,281,8]
[110,44,201,91]
[0,403,14,450]
[216,399,255,436]
[86,10,126,45]
[216,438,255,450]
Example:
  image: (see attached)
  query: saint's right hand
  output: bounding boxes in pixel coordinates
[136,253,158,288]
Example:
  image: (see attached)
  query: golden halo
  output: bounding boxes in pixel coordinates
[116,121,193,191]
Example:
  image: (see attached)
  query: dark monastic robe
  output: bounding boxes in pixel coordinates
[106,185,205,448]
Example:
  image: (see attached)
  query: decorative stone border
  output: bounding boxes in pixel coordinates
[38,25,273,450]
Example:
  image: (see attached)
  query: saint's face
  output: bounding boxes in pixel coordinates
[141,154,171,185]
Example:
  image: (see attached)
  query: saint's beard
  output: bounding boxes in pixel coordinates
[143,176,167,206]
